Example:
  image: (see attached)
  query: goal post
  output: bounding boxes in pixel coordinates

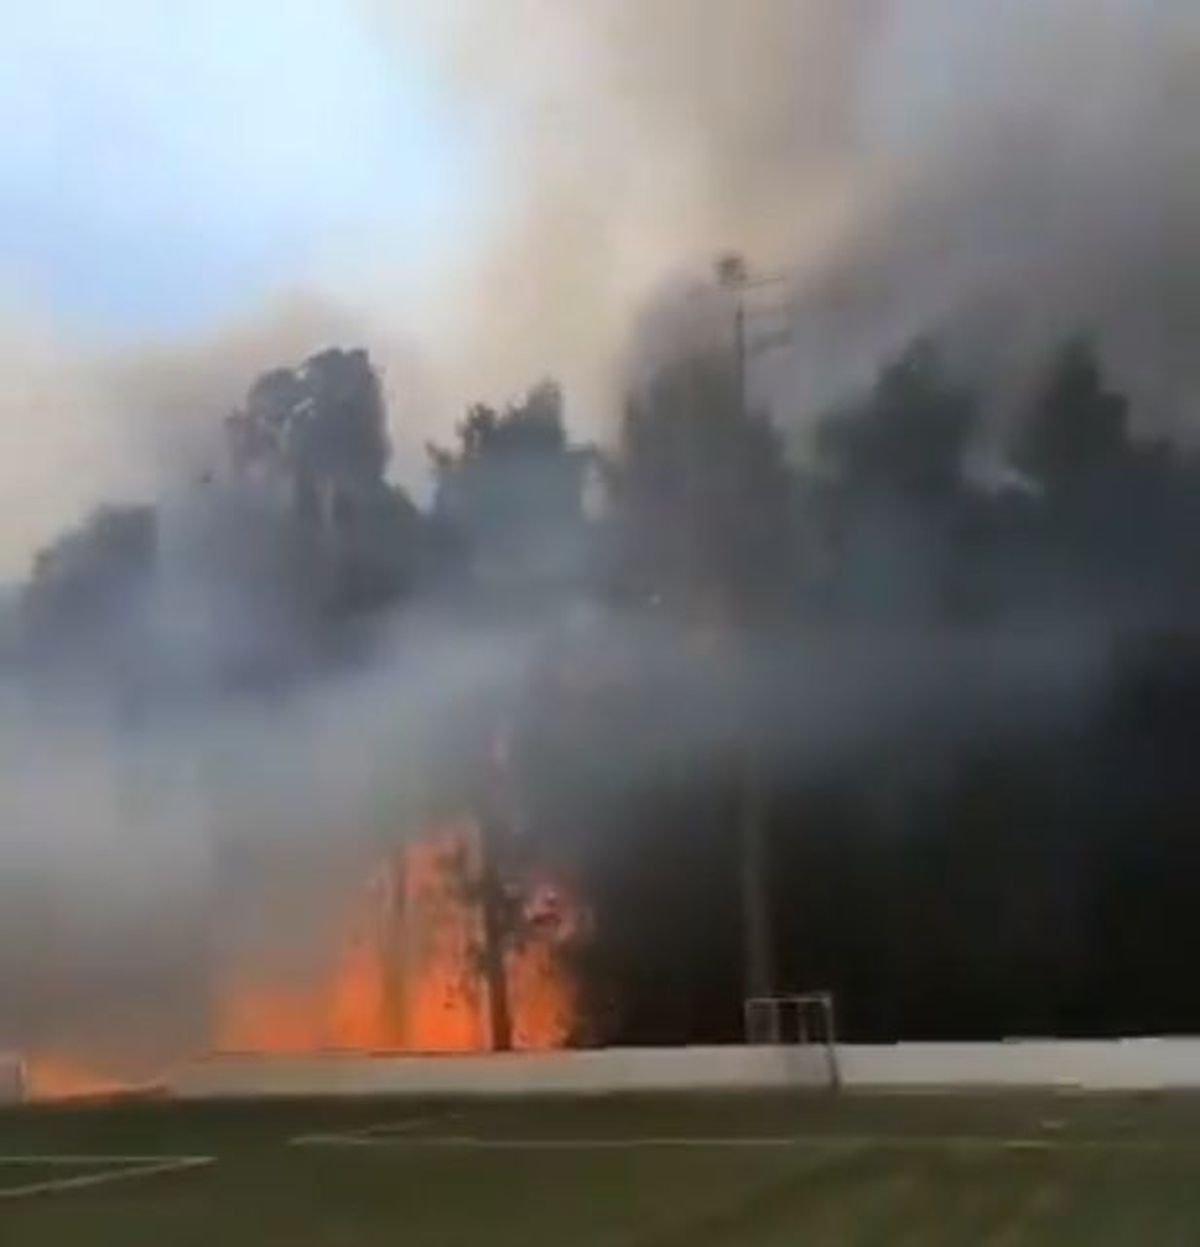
[743,991,841,1091]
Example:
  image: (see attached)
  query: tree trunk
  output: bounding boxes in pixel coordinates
[477,809,513,1052]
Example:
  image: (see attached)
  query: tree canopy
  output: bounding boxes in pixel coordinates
[10,329,1200,1045]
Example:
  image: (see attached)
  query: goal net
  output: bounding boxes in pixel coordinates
[743,992,841,1091]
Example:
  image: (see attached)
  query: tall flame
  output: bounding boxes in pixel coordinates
[217,818,582,1054]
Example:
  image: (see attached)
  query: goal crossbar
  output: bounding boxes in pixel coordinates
[743,991,841,1090]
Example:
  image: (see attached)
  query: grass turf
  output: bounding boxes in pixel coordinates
[2,1090,1200,1243]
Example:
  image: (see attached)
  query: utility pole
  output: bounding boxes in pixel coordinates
[713,253,793,1014]
[477,720,514,1052]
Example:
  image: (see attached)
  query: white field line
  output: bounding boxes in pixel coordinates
[0,1155,208,1165]
[291,1132,1188,1154]
[391,1136,856,1151]
[0,1155,213,1202]
[290,1111,461,1147]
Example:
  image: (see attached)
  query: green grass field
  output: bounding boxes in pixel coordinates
[2,1089,1200,1244]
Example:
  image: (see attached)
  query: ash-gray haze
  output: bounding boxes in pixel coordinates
[4,0,1196,577]
[0,0,1197,1075]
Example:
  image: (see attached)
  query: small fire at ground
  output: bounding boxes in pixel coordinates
[217,819,584,1055]
[23,1055,145,1102]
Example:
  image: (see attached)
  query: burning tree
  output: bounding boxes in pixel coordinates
[426,381,600,1048]
[14,311,1200,1079]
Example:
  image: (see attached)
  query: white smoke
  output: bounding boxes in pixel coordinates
[363,0,1199,438]
[4,0,1194,573]
[0,295,434,581]
[0,0,1193,1076]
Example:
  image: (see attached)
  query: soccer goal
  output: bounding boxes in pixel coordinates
[743,992,841,1091]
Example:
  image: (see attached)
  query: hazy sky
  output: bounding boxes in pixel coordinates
[0,0,475,339]
[0,0,1192,581]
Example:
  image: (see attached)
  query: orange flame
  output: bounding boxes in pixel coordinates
[23,1056,140,1102]
[217,819,582,1055]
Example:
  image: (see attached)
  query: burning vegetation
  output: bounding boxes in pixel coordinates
[217,821,583,1055]
[5,292,1200,1084]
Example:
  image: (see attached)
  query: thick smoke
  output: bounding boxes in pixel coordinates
[0,295,431,582]
[0,0,1194,1072]
[0,597,554,1074]
[368,0,1198,438]
[5,1,1193,569]
[362,0,882,424]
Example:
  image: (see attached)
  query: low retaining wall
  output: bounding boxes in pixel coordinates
[841,1039,1200,1091]
[169,1038,1200,1100]
[172,1046,831,1099]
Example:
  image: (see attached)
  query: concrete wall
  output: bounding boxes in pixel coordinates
[840,1039,1200,1091]
[171,1046,832,1099]
[169,1038,1200,1100]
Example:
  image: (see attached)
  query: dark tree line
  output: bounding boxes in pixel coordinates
[11,328,1200,1045]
